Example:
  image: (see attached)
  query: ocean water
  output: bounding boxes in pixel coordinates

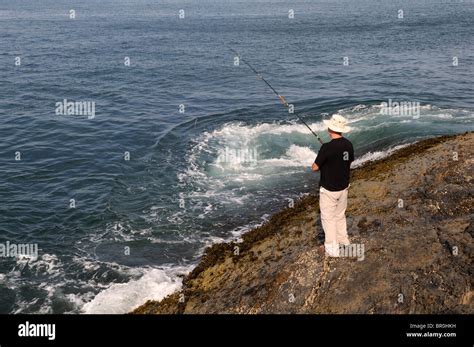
[0,0,473,313]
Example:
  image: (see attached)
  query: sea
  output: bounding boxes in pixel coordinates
[0,0,473,313]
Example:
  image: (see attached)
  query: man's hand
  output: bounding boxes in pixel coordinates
[311,162,319,172]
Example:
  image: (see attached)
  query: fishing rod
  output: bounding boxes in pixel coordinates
[229,47,324,145]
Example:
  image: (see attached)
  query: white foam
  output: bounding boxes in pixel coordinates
[285,145,317,166]
[186,123,322,177]
[229,213,271,239]
[187,121,321,173]
[256,145,316,167]
[200,121,327,144]
[351,143,413,168]
[97,222,153,242]
[8,252,192,315]
[81,267,189,314]
[16,253,63,278]
[428,113,453,119]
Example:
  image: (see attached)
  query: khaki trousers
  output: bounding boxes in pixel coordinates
[319,186,350,256]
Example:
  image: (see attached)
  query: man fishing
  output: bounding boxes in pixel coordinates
[312,114,354,257]
[230,48,354,257]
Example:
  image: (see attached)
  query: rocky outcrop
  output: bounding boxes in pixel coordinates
[133,132,473,314]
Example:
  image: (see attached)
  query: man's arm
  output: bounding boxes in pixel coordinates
[312,144,326,172]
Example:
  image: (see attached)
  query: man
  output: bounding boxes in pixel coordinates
[312,114,354,257]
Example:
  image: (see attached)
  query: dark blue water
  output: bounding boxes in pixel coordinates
[1,0,473,313]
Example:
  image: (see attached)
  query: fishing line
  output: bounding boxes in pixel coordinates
[229,47,324,145]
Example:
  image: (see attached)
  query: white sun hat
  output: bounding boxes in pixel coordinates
[323,114,351,133]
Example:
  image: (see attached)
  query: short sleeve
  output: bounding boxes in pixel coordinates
[314,144,327,167]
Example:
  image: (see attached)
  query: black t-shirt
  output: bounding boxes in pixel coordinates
[314,137,354,191]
